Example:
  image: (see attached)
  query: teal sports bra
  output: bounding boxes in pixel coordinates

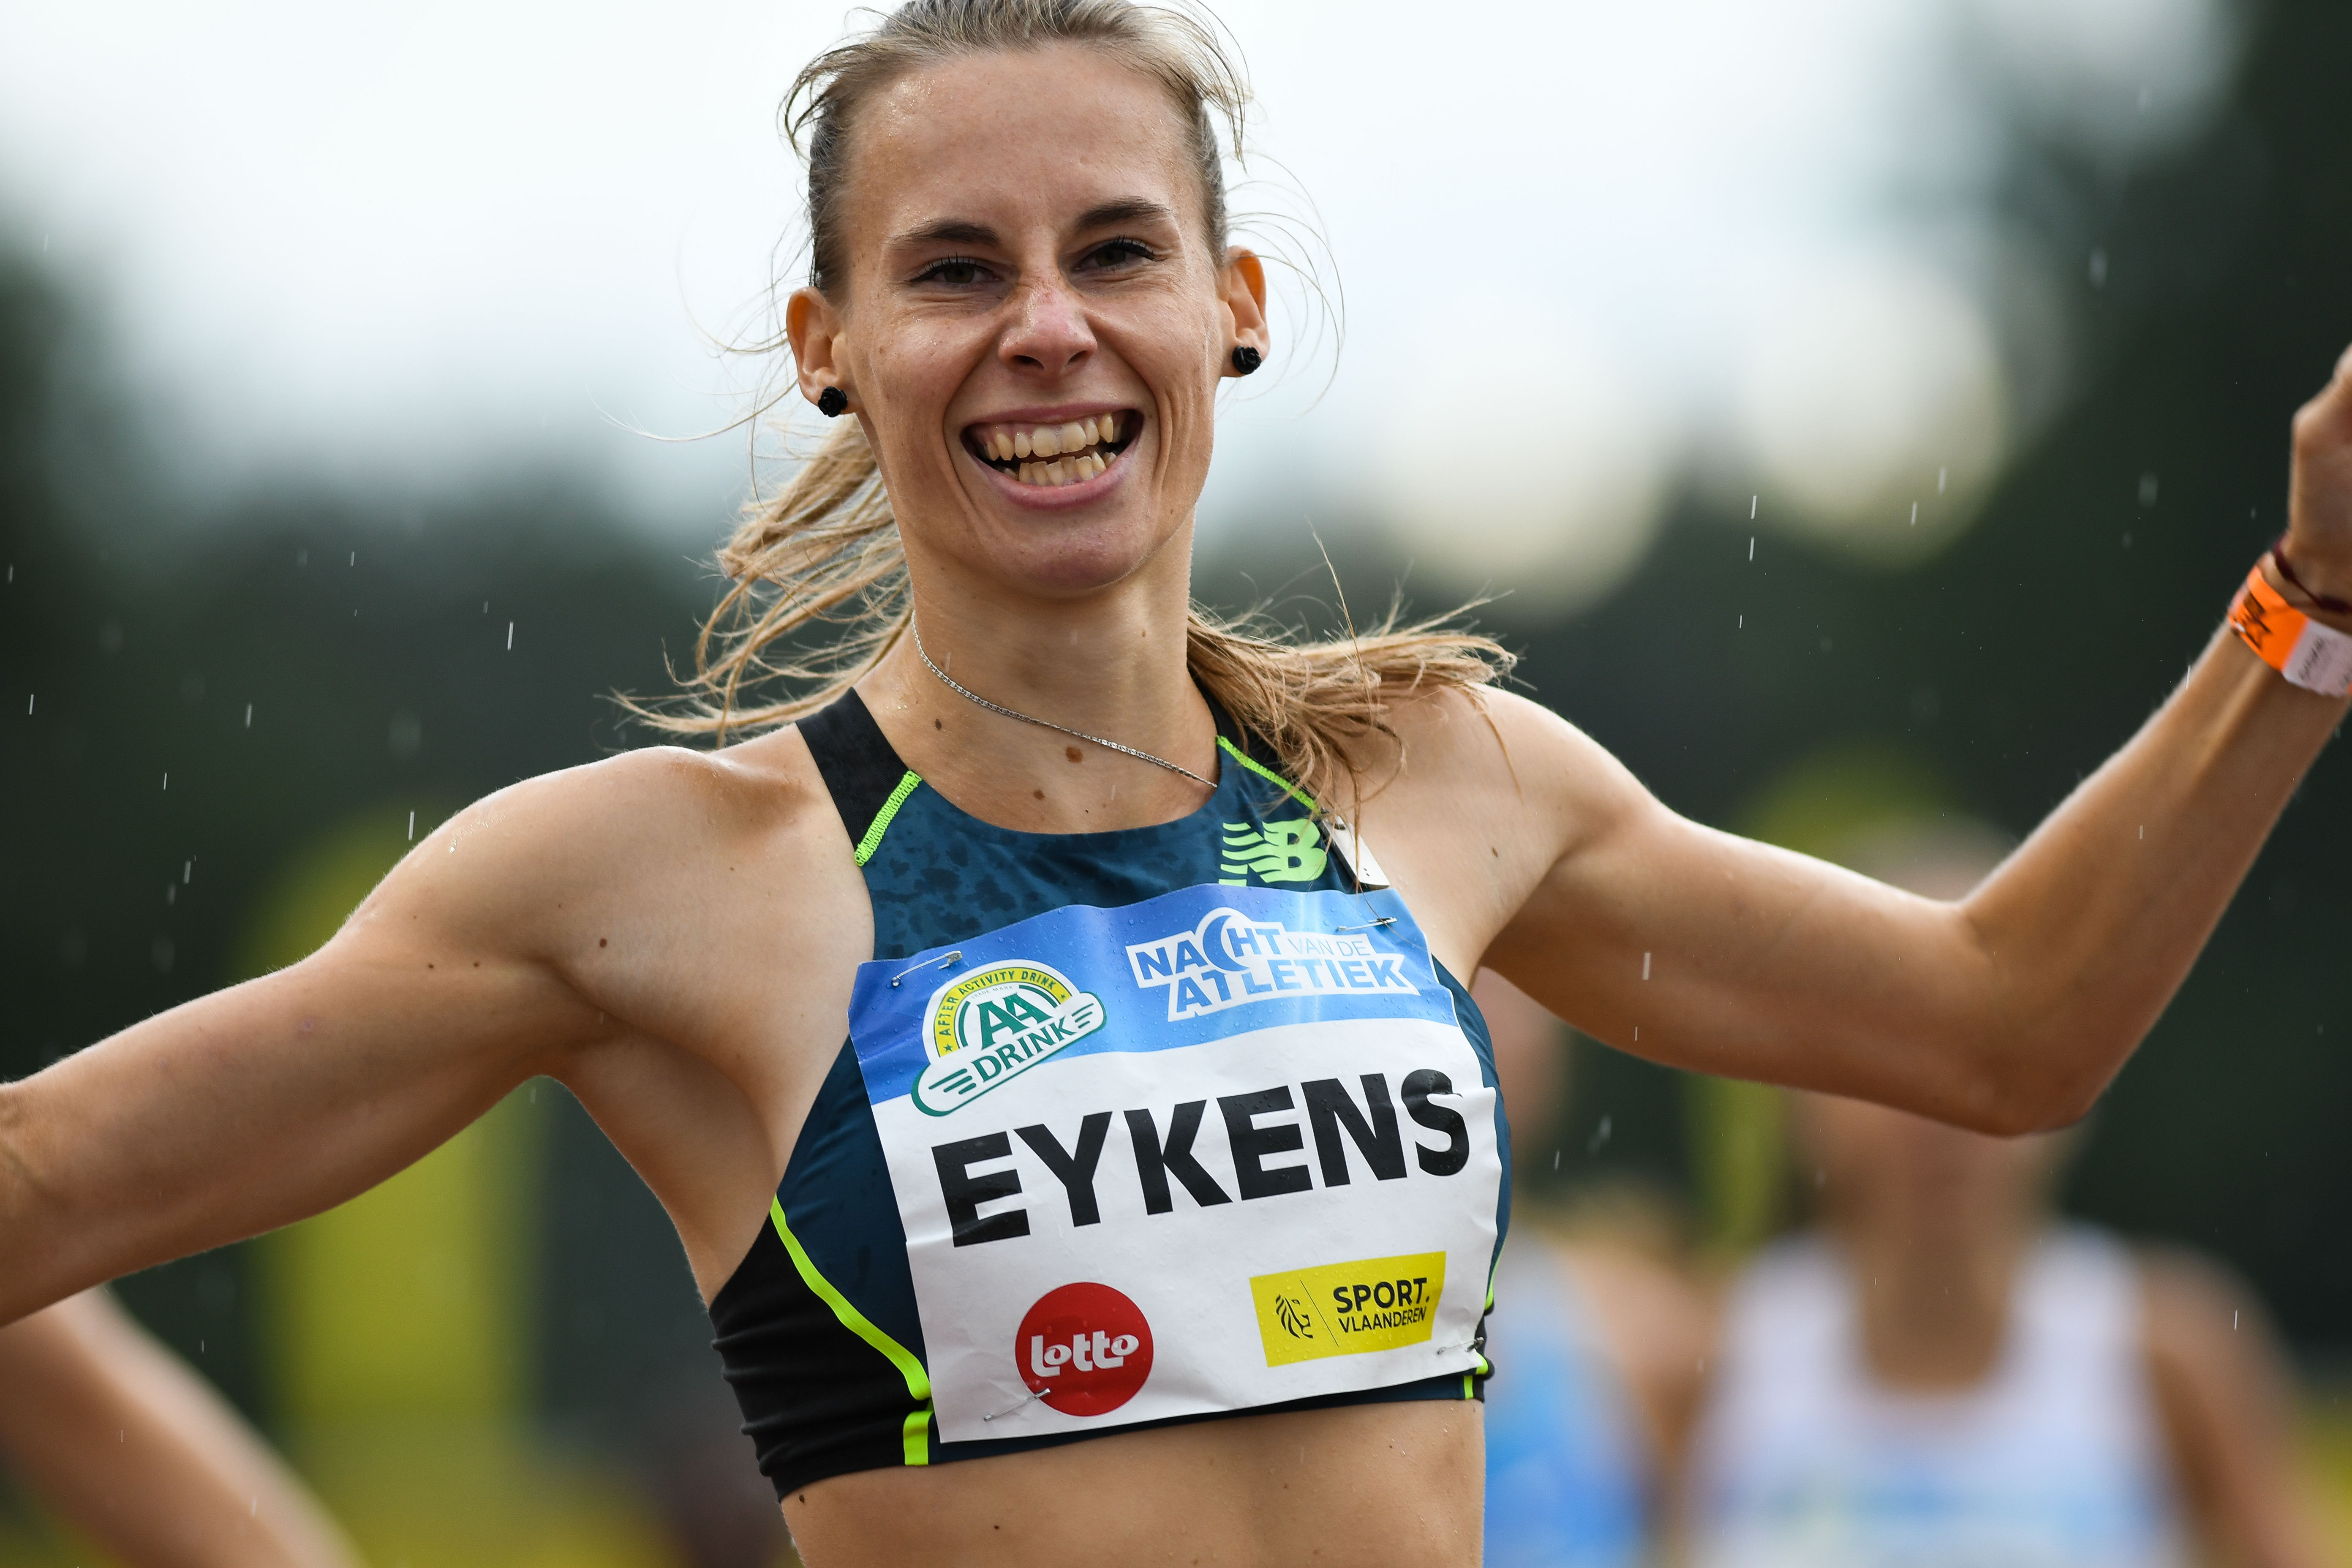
[708,691,1510,1497]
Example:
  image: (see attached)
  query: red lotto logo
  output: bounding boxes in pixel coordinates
[1015,1282,1154,1417]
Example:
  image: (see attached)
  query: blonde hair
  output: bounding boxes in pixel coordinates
[649,0,1511,809]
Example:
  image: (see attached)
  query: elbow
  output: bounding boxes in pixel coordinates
[1957,1054,2110,1138]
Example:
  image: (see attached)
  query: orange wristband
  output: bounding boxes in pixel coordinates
[2229,561,2352,698]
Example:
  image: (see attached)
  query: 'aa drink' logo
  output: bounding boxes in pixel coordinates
[912,961,1105,1116]
[1015,1282,1154,1416]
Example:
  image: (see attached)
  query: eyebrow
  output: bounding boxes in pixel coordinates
[885,199,1181,252]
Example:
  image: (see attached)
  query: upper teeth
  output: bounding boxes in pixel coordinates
[979,412,1124,464]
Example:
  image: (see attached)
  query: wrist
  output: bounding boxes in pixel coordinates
[2233,558,2352,698]
[2269,534,2352,634]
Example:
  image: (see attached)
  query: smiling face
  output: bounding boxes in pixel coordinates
[787,43,1266,605]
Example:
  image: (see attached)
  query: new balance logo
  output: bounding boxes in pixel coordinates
[1219,819,1328,885]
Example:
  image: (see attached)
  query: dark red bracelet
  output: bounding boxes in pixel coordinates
[2270,532,2352,615]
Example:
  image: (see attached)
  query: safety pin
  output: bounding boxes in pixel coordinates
[1334,917,1396,933]
[889,950,963,988]
[983,1386,1049,1421]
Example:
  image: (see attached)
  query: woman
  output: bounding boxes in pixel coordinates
[3,2,2348,1564]
[0,1291,362,1568]
[1684,839,2329,1568]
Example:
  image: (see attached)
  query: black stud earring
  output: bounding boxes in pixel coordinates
[817,386,849,418]
[1230,346,1263,376]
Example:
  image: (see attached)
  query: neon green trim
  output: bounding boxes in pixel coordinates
[854,772,923,867]
[901,1408,931,1467]
[768,1198,932,1464]
[1216,736,1317,812]
[1462,1373,1475,1399]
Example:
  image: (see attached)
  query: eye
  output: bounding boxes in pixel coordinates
[1080,237,1157,273]
[911,256,996,288]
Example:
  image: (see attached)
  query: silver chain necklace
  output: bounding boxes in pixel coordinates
[910,619,1215,789]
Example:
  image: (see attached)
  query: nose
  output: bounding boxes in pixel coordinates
[999,275,1095,377]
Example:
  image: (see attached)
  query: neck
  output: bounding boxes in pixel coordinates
[859,544,1217,833]
[1829,1207,2037,1393]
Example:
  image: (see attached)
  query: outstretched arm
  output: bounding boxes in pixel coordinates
[0,1290,364,1568]
[1473,347,2352,1133]
[0,745,814,1326]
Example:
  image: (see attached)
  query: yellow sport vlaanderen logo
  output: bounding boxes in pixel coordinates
[911,961,1105,1116]
[1247,1251,1446,1367]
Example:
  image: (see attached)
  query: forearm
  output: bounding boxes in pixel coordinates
[0,1292,363,1568]
[1963,623,2344,1120]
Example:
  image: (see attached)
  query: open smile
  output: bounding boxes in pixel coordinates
[962,409,1138,489]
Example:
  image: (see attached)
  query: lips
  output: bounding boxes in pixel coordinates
[964,410,1135,488]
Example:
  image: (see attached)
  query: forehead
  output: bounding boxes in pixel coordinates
[842,44,1203,253]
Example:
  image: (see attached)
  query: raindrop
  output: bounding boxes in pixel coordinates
[349,551,357,567]
[244,703,253,728]
[507,621,515,651]
[1937,467,1948,494]
[1750,495,1757,520]
[2138,472,2159,508]
[183,860,192,884]
[1552,1148,1560,1170]
[1909,501,1918,527]
[1748,536,1755,561]
[24,694,30,715]
[162,772,169,791]
[1587,1115,1612,1154]
[2088,248,2108,289]
[408,811,416,841]
[1738,615,1743,629]
[1642,951,1652,981]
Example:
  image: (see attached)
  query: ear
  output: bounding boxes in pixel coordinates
[1218,247,1270,377]
[785,286,853,412]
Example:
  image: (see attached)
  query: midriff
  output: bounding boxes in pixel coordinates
[781,1400,1485,1566]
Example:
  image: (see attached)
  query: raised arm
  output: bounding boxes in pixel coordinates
[1470,347,2352,1133]
[0,1289,364,1568]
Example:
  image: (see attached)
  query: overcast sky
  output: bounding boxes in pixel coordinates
[0,0,2237,602]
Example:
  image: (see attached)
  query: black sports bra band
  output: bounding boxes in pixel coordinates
[797,686,1256,852]
[798,689,916,849]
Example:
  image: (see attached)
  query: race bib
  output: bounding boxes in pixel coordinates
[847,883,1501,1443]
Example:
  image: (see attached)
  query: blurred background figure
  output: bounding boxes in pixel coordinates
[1478,969,1711,1567]
[1682,838,2331,1568]
[0,1289,363,1568]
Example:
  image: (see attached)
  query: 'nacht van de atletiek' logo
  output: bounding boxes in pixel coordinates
[912,961,1105,1116]
[1124,907,1421,1023]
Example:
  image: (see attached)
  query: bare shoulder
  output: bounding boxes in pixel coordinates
[342,725,856,965]
[1339,683,1653,970]
[1354,683,1643,825]
[2137,1244,2278,1375]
